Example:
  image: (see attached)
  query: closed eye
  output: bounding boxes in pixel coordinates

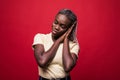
[60,24,66,29]
[54,20,58,24]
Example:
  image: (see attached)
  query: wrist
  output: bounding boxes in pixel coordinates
[64,37,69,41]
[56,38,63,43]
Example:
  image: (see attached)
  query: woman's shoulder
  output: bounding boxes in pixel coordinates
[35,33,51,37]
[34,33,51,39]
[69,40,80,48]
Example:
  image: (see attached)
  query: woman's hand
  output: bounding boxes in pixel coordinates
[65,21,76,40]
[57,31,67,43]
[58,21,76,43]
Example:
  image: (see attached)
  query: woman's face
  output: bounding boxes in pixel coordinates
[52,14,71,39]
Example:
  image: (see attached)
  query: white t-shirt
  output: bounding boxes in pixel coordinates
[32,33,80,79]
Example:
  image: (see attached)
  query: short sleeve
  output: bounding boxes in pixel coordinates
[32,33,44,48]
[70,42,80,57]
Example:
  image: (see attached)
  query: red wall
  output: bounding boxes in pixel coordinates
[0,0,120,80]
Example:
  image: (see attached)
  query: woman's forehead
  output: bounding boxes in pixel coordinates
[55,14,71,25]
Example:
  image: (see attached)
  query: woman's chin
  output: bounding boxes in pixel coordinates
[52,33,59,40]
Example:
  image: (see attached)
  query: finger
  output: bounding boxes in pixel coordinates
[71,21,77,27]
[66,27,73,37]
[67,22,75,34]
[68,27,73,34]
[68,21,77,32]
[66,21,77,37]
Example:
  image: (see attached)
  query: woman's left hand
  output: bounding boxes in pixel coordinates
[65,21,76,39]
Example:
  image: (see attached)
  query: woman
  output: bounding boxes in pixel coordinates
[32,9,80,80]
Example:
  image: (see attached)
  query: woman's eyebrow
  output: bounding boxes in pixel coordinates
[54,19,58,22]
[55,18,67,26]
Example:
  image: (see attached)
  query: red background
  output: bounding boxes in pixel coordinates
[0,0,120,80]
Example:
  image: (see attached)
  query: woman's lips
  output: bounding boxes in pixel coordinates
[52,30,58,34]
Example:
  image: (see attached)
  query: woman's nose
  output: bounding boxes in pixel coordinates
[55,25,60,30]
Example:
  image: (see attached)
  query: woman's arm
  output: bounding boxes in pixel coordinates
[33,39,61,68]
[62,38,78,72]
[33,33,66,68]
[62,22,78,72]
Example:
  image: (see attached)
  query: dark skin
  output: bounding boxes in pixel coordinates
[33,14,78,72]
